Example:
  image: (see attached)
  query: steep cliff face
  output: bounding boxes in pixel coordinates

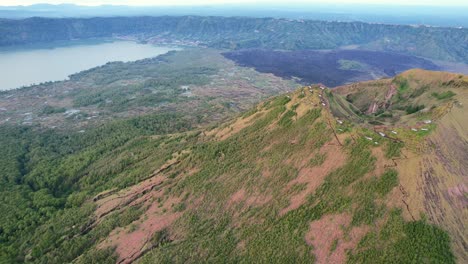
[1,16,467,63]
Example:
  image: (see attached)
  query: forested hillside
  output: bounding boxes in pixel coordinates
[1,16,467,63]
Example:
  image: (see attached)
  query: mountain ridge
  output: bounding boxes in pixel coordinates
[1,3,467,27]
[94,69,466,263]
[1,16,467,63]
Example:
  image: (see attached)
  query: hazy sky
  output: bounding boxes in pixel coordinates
[1,0,467,7]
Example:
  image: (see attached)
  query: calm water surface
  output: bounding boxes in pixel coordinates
[0,41,178,90]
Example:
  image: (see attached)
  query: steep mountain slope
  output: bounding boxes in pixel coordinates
[1,16,467,63]
[0,70,466,263]
[332,69,468,261]
[77,71,467,262]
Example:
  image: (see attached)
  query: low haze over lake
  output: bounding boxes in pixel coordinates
[0,41,178,90]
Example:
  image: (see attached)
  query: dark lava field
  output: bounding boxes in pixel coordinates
[223,49,440,86]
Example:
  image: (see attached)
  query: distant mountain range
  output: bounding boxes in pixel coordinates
[1,16,467,64]
[0,3,467,27]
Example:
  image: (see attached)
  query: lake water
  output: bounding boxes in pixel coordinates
[0,41,179,91]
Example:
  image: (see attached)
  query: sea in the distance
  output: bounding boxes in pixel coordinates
[0,41,179,91]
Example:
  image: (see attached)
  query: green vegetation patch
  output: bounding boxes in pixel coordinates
[375,169,399,196]
[76,247,117,264]
[396,77,410,93]
[349,210,455,264]
[278,110,296,128]
[409,84,429,98]
[40,105,67,115]
[338,60,367,71]
[432,90,456,100]
[309,152,327,167]
[351,168,398,226]
[385,141,404,158]
[405,104,425,114]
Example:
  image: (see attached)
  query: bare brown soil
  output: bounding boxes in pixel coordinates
[91,151,203,263]
[100,196,182,264]
[369,147,390,178]
[227,189,246,206]
[280,144,347,215]
[305,213,369,264]
[95,174,166,219]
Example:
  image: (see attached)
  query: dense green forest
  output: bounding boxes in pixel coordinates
[0,16,467,63]
[0,113,194,262]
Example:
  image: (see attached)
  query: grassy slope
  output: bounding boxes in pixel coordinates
[86,73,461,263]
[0,70,465,263]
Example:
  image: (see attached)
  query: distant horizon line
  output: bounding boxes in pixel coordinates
[1,2,468,8]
